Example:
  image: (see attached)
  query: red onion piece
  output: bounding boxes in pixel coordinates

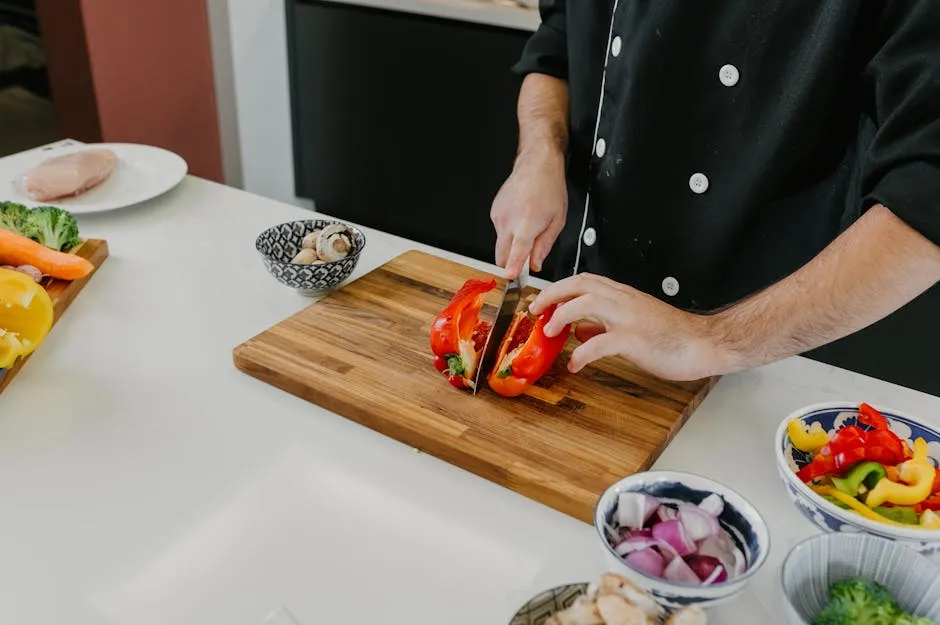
[678,503,720,542]
[625,547,666,579]
[614,536,658,556]
[651,519,696,557]
[664,555,700,584]
[697,532,745,579]
[616,492,661,529]
[656,506,678,523]
[684,554,728,584]
[698,493,725,517]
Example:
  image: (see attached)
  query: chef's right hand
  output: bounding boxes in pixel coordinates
[490,150,567,279]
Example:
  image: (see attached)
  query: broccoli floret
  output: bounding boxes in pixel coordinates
[19,205,81,251]
[0,201,29,234]
[813,579,901,625]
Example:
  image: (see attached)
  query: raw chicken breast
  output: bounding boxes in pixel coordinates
[20,148,118,201]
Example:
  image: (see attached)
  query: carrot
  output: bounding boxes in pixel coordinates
[885,465,900,483]
[0,229,93,280]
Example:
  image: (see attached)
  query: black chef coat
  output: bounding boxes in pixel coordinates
[513,1,940,312]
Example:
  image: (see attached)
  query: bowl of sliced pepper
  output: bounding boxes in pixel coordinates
[776,401,940,555]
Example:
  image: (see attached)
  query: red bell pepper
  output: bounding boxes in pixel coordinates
[858,402,889,430]
[430,278,496,390]
[824,425,867,456]
[486,303,571,397]
[797,424,907,483]
[916,494,940,514]
[797,453,838,483]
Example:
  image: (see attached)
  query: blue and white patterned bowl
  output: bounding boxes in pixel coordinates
[781,533,940,624]
[775,401,940,556]
[593,470,770,609]
[255,219,366,294]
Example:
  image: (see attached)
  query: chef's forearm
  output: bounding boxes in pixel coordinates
[709,204,940,373]
[515,73,570,162]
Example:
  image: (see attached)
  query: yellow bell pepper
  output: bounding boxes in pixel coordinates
[814,486,914,528]
[787,419,830,452]
[921,510,940,530]
[0,268,53,368]
[865,438,934,508]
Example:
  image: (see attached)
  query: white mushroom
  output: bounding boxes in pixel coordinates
[596,595,647,625]
[291,248,319,265]
[302,229,321,250]
[664,606,707,625]
[315,223,353,262]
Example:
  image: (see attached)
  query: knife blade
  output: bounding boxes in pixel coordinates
[473,259,530,394]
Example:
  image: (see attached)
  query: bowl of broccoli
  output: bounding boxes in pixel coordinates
[782,533,940,624]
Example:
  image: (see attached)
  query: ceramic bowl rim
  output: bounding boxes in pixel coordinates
[774,400,940,540]
[593,469,771,590]
[254,219,367,268]
[779,532,940,619]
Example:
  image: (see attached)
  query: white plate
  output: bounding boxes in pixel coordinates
[0,142,188,214]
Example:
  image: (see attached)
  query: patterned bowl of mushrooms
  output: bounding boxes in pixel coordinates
[255,218,366,294]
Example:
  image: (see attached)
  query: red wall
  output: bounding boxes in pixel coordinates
[77,0,224,182]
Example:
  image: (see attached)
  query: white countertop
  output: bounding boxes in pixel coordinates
[2,153,940,624]
[315,0,540,32]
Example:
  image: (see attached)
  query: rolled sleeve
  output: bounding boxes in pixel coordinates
[862,0,940,246]
[511,0,568,80]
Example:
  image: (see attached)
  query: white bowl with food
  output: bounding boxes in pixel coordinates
[594,471,770,609]
[255,219,366,294]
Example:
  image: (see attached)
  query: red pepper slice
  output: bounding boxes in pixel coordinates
[864,430,905,464]
[430,278,496,390]
[826,425,867,456]
[487,304,571,397]
[797,453,838,483]
[916,494,940,515]
[858,402,889,430]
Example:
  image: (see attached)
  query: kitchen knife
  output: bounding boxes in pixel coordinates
[473,259,529,394]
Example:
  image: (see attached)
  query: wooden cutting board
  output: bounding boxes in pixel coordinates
[0,239,109,395]
[233,250,718,523]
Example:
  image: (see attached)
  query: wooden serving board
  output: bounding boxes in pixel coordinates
[233,250,718,522]
[0,239,109,395]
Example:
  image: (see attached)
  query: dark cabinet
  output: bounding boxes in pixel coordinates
[286,0,940,397]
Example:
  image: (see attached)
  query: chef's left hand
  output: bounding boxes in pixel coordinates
[529,273,729,381]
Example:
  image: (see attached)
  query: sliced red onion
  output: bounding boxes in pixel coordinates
[684,554,728,584]
[625,547,666,578]
[697,532,745,579]
[656,506,678,523]
[678,503,721,542]
[653,539,680,564]
[663,555,700,584]
[614,536,658,556]
[651,519,696,557]
[698,493,725,517]
[626,528,653,540]
[616,492,661,529]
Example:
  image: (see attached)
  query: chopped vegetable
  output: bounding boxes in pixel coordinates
[0,267,54,368]
[831,462,887,497]
[920,509,940,530]
[606,491,746,585]
[0,201,29,233]
[789,403,940,530]
[788,419,830,452]
[0,228,93,280]
[19,205,80,252]
[813,577,933,625]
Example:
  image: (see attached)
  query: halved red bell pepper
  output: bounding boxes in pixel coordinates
[858,402,889,430]
[430,278,496,390]
[487,303,571,397]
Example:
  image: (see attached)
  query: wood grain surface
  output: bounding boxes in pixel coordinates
[233,250,718,523]
[0,239,109,395]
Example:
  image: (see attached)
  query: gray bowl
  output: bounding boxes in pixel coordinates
[782,533,940,624]
[255,219,365,294]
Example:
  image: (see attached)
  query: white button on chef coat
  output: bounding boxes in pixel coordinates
[595,138,607,158]
[719,64,739,87]
[662,277,680,297]
[582,227,597,246]
[611,36,622,58]
[689,173,709,194]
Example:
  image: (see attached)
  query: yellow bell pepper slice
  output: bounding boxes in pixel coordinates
[0,268,53,368]
[865,438,934,508]
[814,486,914,528]
[921,510,940,530]
[787,419,830,453]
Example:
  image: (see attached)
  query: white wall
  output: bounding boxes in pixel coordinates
[206,0,313,209]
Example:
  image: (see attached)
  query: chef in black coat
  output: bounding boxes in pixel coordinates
[492,1,940,381]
